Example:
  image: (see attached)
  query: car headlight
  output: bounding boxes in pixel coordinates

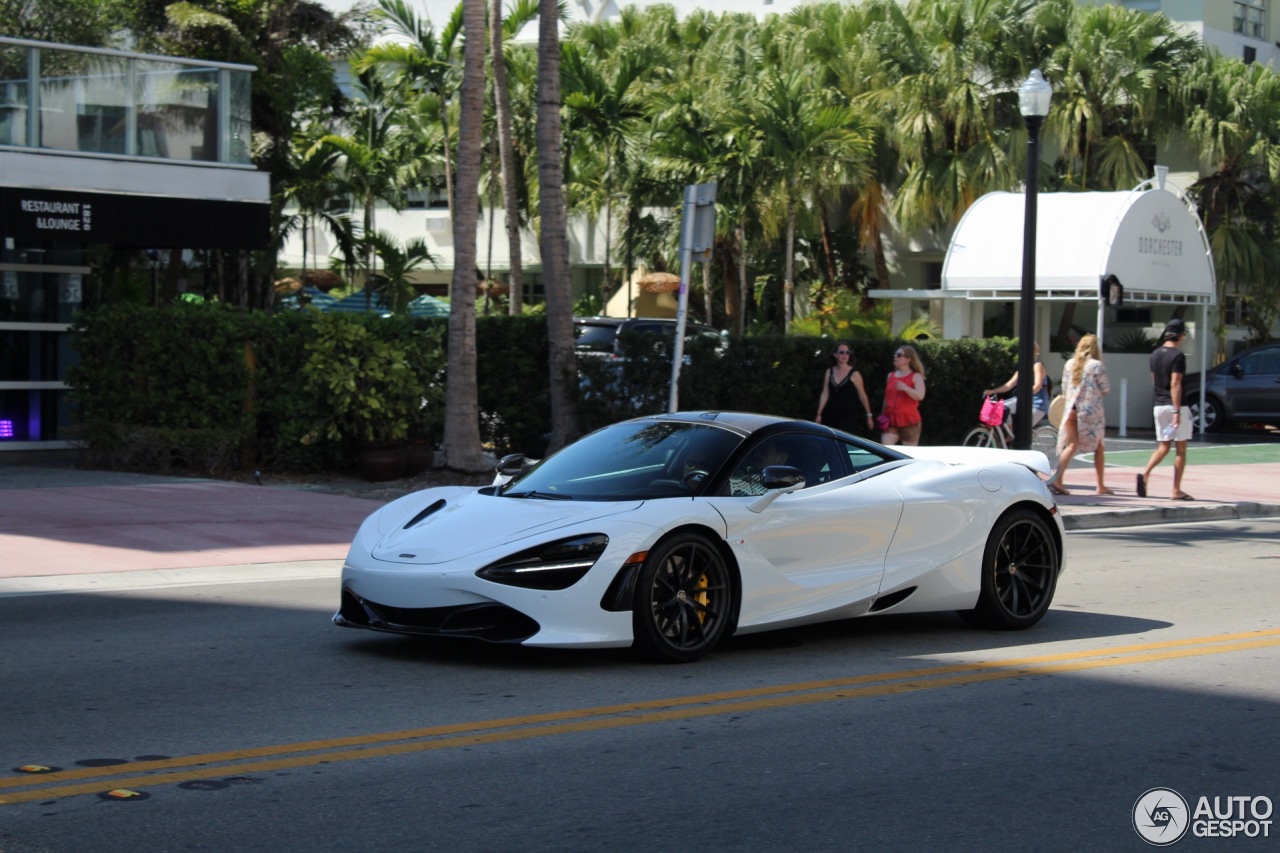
[476,534,609,590]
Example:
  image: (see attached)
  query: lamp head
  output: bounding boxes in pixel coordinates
[1018,69,1052,118]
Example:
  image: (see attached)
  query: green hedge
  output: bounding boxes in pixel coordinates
[68,303,1024,474]
[577,333,1020,445]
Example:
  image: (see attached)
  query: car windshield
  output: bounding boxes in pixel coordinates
[502,421,743,501]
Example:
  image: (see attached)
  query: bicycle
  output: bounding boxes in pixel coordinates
[962,396,1059,472]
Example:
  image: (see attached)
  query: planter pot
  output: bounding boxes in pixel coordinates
[357,442,407,482]
[404,439,435,476]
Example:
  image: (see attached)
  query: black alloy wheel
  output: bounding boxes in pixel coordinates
[633,532,736,662]
[961,508,1060,630]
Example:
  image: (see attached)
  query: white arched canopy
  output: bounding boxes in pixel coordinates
[929,179,1217,433]
[941,183,1216,315]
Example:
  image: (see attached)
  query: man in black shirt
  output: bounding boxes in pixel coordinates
[1137,318,1194,500]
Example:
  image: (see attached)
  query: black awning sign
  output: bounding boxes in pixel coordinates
[1,186,268,250]
[19,198,93,234]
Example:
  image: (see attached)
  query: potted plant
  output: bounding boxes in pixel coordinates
[301,314,431,481]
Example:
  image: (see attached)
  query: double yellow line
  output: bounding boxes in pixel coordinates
[6,628,1280,806]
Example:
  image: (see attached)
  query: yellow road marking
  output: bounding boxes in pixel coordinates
[5,628,1280,805]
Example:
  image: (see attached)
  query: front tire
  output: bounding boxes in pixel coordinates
[633,532,737,662]
[960,508,1060,630]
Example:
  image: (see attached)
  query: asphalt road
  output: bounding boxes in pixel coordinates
[2,519,1280,852]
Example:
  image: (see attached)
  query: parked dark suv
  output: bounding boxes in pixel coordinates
[1185,341,1280,432]
[573,316,722,359]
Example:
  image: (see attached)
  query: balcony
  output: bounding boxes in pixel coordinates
[0,36,254,167]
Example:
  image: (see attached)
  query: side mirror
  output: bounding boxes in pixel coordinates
[761,465,805,491]
[747,465,807,513]
[496,453,527,478]
[1231,363,1245,378]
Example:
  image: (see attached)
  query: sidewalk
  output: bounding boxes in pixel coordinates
[1,443,1277,592]
[1044,432,1280,529]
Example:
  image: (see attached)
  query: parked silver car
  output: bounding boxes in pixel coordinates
[1185,342,1280,432]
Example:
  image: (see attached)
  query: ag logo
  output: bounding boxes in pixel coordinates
[1134,787,1190,845]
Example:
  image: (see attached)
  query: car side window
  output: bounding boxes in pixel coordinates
[726,435,844,496]
[841,440,896,474]
[1241,349,1280,375]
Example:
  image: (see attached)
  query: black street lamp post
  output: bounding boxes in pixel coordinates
[1015,69,1052,450]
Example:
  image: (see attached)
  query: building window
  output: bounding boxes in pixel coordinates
[924,261,943,290]
[1223,293,1254,327]
[1235,0,1266,40]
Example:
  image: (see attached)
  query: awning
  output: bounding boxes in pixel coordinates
[940,184,1216,305]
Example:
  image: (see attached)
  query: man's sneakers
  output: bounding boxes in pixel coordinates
[1136,473,1147,497]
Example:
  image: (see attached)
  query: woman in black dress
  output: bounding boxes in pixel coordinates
[815,342,873,433]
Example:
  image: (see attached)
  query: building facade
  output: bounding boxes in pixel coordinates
[0,37,270,452]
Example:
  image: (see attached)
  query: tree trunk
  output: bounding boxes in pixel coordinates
[702,259,712,326]
[716,234,738,332]
[491,0,523,315]
[439,92,455,221]
[871,222,890,294]
[440,0,491,473]
[538,0,578,452]
[784,198,796,332]
[737,223,747,336]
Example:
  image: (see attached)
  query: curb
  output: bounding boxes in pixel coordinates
[1063,502,1280,531]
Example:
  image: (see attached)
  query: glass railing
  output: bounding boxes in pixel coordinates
[0,37,254,166]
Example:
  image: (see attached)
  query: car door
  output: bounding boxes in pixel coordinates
[706,434,902,626]
[1230,346,1280,421]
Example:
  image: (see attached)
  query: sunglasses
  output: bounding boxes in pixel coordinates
[835,350,850,355]
[893,352,906,358]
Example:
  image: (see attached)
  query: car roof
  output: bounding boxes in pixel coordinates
[638,410,805,436]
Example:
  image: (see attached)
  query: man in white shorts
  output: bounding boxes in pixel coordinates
[1137,318,1194,500]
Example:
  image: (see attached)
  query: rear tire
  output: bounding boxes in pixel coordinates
[1190,395,1224,433]
[960,508,1060,630]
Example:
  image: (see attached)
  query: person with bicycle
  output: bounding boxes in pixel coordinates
[983,342,1050,440]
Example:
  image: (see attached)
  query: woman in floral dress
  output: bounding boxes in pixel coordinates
[1046,334,1111,495]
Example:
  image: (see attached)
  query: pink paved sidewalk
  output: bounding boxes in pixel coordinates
[1047,461,1280,506]
[1,463,1276,583]
[0,480,382,577]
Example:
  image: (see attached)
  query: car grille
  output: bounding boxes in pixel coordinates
[335,588,540,644]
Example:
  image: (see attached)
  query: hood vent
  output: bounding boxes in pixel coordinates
[404,499,446,529]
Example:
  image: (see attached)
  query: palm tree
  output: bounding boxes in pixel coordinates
[440,0,490,472]
[871,0,1025,238]
[538,0,577,448]
[1180,53,1280,351]
[282,127,354,284]
[748,67,874,330]
[364,0,463,218]
[316,69,419,308]
[361,230,437,313]
[1042,1,1201,190]
[490,0,538,314]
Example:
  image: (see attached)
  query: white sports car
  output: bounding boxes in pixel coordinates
[335,412,1066,662]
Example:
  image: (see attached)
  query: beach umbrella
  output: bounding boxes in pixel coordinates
[408,294,450,318]
[322,290,395,315]
[320,290,448,318]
